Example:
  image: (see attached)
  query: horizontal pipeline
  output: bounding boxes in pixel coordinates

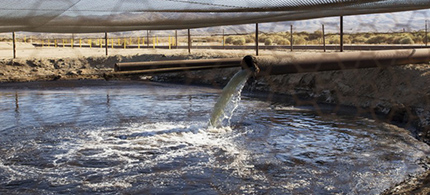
[104,63,239,79]
[115,58,242,71]
[242,48,430,76]
[107,48,430,77]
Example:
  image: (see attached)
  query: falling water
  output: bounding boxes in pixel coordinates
[209,69,252,128]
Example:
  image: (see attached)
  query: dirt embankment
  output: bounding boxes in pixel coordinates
[0,54,185,82]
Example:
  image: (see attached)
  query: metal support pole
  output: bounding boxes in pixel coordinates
[290,25,293,52]
[425,20,428,46]
[222,29,225,49]
[340,16,344,52]
[147,30,149,48]
[175,30,178,49]
[188,29,191,54]
[12,32,16,59]
[71,33,74,48]
[255,23,259,56]
[322,24,326,52]
[105,32,108,56]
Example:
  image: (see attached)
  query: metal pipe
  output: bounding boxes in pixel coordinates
[115,58,242,71]
[242,49,430,76]
[105,63,240,79]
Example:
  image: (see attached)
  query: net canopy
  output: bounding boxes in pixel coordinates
[0,0,429,33]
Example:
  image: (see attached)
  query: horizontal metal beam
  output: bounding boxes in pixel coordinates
[32,43,430,51]
[243,49,430,76]
[115,58,242,71]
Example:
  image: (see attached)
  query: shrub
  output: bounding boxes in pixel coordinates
[399,36,414,44]
[264,38,273,46]
[365,35,388,44]
[232,37,246,45]
[309,30,323,40]
[245,35,255,43]
[225,36,235,44]
[258,34,268,43]
[351,36,367,43]
[412,36,422,44]
[326,36,340,44]
[294,36,307,45]
[276,38,290,45]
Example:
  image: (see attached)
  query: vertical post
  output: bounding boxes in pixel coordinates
[222,29,225,49]
[175,30,178,49]
[147,30,150,48]
[105,32,108,56]
[322,24,326,52]
[71,33,74,48]
[290,25,293,52]
[340,15,344,52]
[425,20,428,46]
[12,32,16,59]
[188,29,191,54]
[255,23,259,56]
[168,36,171,49]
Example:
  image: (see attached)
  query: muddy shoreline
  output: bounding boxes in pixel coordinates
[1,52,430,194]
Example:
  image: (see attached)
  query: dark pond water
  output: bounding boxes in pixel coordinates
[0,80,428,194]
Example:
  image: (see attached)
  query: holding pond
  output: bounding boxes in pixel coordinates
[0,80,428,194]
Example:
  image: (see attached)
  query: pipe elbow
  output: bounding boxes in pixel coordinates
[241,55,260,76]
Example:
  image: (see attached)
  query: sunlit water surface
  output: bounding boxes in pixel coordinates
[0,80,429,194]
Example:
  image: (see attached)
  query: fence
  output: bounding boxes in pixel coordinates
[2,18,430,59]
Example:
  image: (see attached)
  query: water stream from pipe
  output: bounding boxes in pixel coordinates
[209,69,252,128]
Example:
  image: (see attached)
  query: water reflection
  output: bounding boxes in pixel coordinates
[14,92,19,113]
